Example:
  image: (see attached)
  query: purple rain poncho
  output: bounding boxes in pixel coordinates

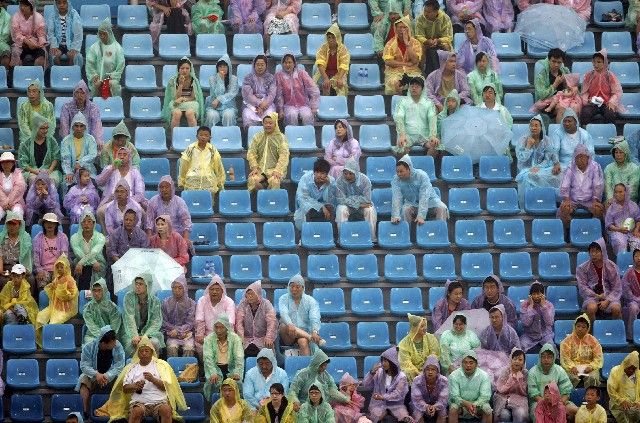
[145,175,192,236]
[324,119,361,180]
[605,184,640,253]
[363,347,411,422]
[431,279,470,331]
[520,282,555,352]
[59,81,104,148]
[576,237,622,308]
[24,172,63,225]
[234,280,277,350]
[469,274,518,329]
[479,304,521,354]
[482,0,514,33]
[446,0,485,30]
[230,0,266,33]
[161,275,196,347]
[410,355,449,421]
[622,266,640,339]
[63,171,101,224]
[106,220,149,260]
[456,19,500,74]
[242,56,277,128]
[103,179,144,238]
[559,144,604,207]
[425,50,472,109]
[95,147,146,208]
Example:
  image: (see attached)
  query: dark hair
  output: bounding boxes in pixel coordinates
[585,386,601,396]
[382,357,399,377]
[0,159,15,173]
[19,0,33,10]
[475,51,488,65]
[588,241,602,252]
[511,349,525,359]
[447,280,463,295]
[99,330,117,344]
[177,58,191,71]
[309,385,321,392]
[489,307,503,316]
[65,416,78,423]
[592,52,605,61]
[334,120,348,142]
[483,276,499,288]
[216,59,230,90]
[313,158,331,174]
[575,316,589,327]
[42,218,59,236]
[633,248,640,259]
[423,0,439,10]
[396,160,410,170]
[197,126,211,135]
[548,48,565,61]
[530,282,545,295]
[124,208,138,218]
[452,314,467,325]
[482,85,496,94]
[409,76,425,88]
[270,383,285,394]
[253,55,268,67]
[282,53,296,65]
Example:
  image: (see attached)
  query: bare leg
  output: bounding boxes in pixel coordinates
[158,404,173,423]
[80,385,90,415]
[34,57,45,67]
[449,408,459,423]
[128,405,144,423]
[585,302,598,326]
[298,337,310,356]
[185,109,197,127]
[171,110,182,130]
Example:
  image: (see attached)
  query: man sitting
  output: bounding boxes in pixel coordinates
[448,350,493,423]
[607,351,640,423]
[335,158,377,241]
[293,158,337,230]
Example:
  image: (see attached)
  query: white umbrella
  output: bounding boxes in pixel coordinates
[515,4,587,51]
[111,248,184,293]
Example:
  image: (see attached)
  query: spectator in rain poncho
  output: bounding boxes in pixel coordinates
[0,263,38,325]
[363,346,412,422]
[297,382,336,423]
[235,280,277,357]
[605,184,640,254]
[0,2,10,67]
[32,212,69,289]
[622,249,640,340]
[204,55,239,127]
[288,349,349,410]
[162,57,205,131]
[392,76,439,156]
[82,278,122,345]
[436,89,461,139]
[278,274,323,356]
[255,382,296,423]
[229,0,266,33]
[243,348,289,410]
[398,313,440,383]
[520,282,555,352]
[518,0,553,12]
[580,49,623,126]
[195,275,236,357]
[24,171,63,226]
[275,53,320,126]
[382,15,423,95]
[534,49,570,104]
[479,304,520,355]
[210,378,253,423]
[242,55,277,128]
[533,73,582,123]
[10,0,46,67]
[263,0,301,43]
[607,350,640,423]
[99,121,140,169]
[0,152,26,221]
[535,382,567,423]
[372,3,402,57]
[411,355,448,423]
[550,108,594,170]
[60,112,98,188]
[604,139,640,204]
[145,175,192,238]
[122,275,164,357]
[425,50,472,113]
[324,120,361,180]
[493,347,529,423]
[63,167,100,224]
[70,210,106,290]
[85,18,124,97]
[468,52,503,106]
[369,0,410,41]
[293,158,337,231]
[575,386,607,423]
[439,313,480,374]
[161,275,196,357]
[149,215,189,272]
[18,112,61,186]
[448,350,493,423]
[482,0,514,33]
[106,209,149,264]
[415,0,453,76]
[478,83,512,128]
[103,179,144,239]
[60,81,103,148]
[470,275,517,328]
[36,254,78,326]
[335,158,377,241]
[147,0,191,48]
[46,0,83,66]
[191,0,225,35]
[556,0,591,21]
[559,314,603,388]
[332,372,370,423]
[456,18,499,75]
[247,112,289,191]
[18,80,55,145]
[314,23,350,96]
[178,126,226,200]
[446,0,485,33]
[203,314,244,399]
[0,211,32,275]
[432,280,470,332]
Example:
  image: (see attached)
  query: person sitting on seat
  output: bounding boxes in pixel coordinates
[203,314,244,400]
[146,176,192,240]
[493,348,529,423]
[149,216,189,272]
[470,275,517,328]
[294,158,337,230]
[161,276,196,357]
[99,121,139,169]
[275,54,320,126]
[85,18,124,97]
[535,382,567,423]
[106,209,149,264]
[560,314,603,388]
[607,351,640,423]
[520,282,555,353]
[0,263,38,325]
[178,126,226,201]
[604,139,640,205]
[242,55,277,128]
[32,212,69,289]
[254,383,296,423]
[70,210,106,290]
[36,254,78,326]
[209,378,253,423]
[297,383,336,423]
[432,280,470,332]
[314,23,350,96]
[46,0,83,67]
[60,112,98,189]
[195,275,235,358]
[364,346,412,423]
[456,19,499,75]
[235,280,277,357]
[122,275,164,357]
[162,57,204,132]
[24,171,63,226]
[415,0,453,76]
[479,304,521,355]
[575,386,607,423]
[580,50,622,126]
[247,113,289,192]
[18,80,55,145]
[63,167,101,225]
[605,184,640,254]
[425,51,472,113]
[278,274,323,356]
[10,0,47,67]
[335,158,377,242]
[204,55,239,127]
[60,81,103,149]
[191,0,225,35]
[398,313,440,383]
[468,52,503,106]
[243,348,289,410]
[383,16,423,95]
[147,0,191,48]
[411,355,448,423]
[82,279,122,345]
[448,350,493,423]
[622,249,640,341]
[392,76,439,156]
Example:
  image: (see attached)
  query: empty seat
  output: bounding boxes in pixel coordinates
[159,34,190,59]
[360,124,392,152]
[284,356,312,377]
[479,155,512,183]
[378,221,411,249]
[603,352,628,379]
[593,320,627,348]
[532,218,565,248]
[257,189,290,217]
[317,96,349,120]
[337,3,369,29]
[620,92,640,119]
[347,254,380,283]
[129,96,162,121]
[635,319,640,346]
[233,34,264,59]
[13,66,44,92]
[313,288,346,317]
[546,285,580,314]
[455,220,488,249]
[122,34,153,60]
[570,218,602,248]
[492,32,523,58]
[339,221,373,250]
[209,126,242,153]
[3,324,36,354]
[139,157,170,186]
[354,95,386,120]
[181,393,206,422]
[616,251,633,276]
[493,219,526,249]
[11,394,43,422]
[306,33,325,58]
[285,125,317,152]
[372,188,392,216]
[319,322,351,351]
[567,31,596,58]
[268,254,300,284]
[181,190,214,218]
[416,220,450,248]
[0,97,10,121]
[351,288,385,316]
[366,156,396,184]
[349,64,383,90]
[45,359,79,389]
[262,221,295,251]
[80,4,110,29]
[222,157,247,187]
[586,123,617,149]
[229,255,263,284]
[195,34,227,60]
[189,222,219,252]
[461,252,493,282]
[224,222,257,251]
[42,324,75,353]
[508,285,530,310]
[6,359,39,389]
[424,253,457,282]
[0,66,7,91]
[554,320,574,345]
[326,357,357,383]
[93,97,124,122]
[307,254,340,283]
[50,394,83,422]
[499,252,532,282]
[504,93,534,120]
[50,65,81,92]
[190,255,223,284]
[301,3,332,30]
[117,5,149,30]
[524,187,558,215]
[390,287,424,315]
[301,222,335,250]
[381,253,417,282]
[500,62,530,88]
[538,252,573,281]
[90,394,109,423]
[135,127,166,154]
[344,33,375,59]
[290,157,316,184]
[487,188,520,215]
[604,31,634,59]
[428,287,445,312]
[218,190,252,217]
[357,322,390,350]
[409,155,437,181]
[448,188,482,215]
[270,34,302,59]
[610,62,640,88]
[594,2,625,28]
[441,155,474,183]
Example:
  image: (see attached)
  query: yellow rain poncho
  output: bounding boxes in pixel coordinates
[314,23,350,96]
[382,15,423,95]
[559,314,603,388]
[246,112,290,192]
[398,313,440,383]
[0,275,39,325]
[607,351,640,423]
[210,378,254,423]
[36,254,78,325]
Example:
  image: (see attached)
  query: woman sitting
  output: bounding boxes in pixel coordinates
[32,213,69,289]
[36,255,78,326]
[275,54,320,126]
[263,0,301,51]
[456,19,499,74]
[242,55,277,128]
[468,52,503,106]
[383,16,423,95]
[85,18,125,97]
[149,216,189,272]
[439,312,480,374]
[163,57,205,131]
[425,51,472,113]
[431,279,470,331]
[314,23,350,96]
[24,171,63,226]
[324,119,361,179]
[0,152,26,221]
[204,55,239,127]
[605,183,640,254]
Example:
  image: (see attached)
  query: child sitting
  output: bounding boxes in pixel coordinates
[533,73,582,122]
[575,386,607,423]
[535,382,567,423]
[24,171,63,226]
[332,373,371,423]
[63,167,100,224]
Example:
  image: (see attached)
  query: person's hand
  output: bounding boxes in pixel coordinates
[336,79,344,88]
[259,99,269,110]
[526,136,538,149]
[287,324,297,338]
[163,5,171,16]
[553,74,565,88]
[322,78,331,92]
[321,206,331,220]
[36,271,48,284]
[539,294,546,305]
[143,372,156,382]
[606,103,616,111]
[92,262,101,272]
[621,401,632,410]
[552,163,561,175]
[65,174,74,184]
[248,17,256,23]
[620,227,630,234]
[196,335,205,344]
[209,374,219,384]
[397,134,406,147]
[373,393,384,400]
[264,339,274,348]
[598,300,610,310]
[74,264,83,276]
[68,50,78,60]
[96,373,108,386]
[373,14,383,23]
[570,367,579,375]
[132,336,141,346]
[370,363,381,374]
[415,216,425,225]
[211,99,220,109]
[584,366,593,374]
[560,199,572,212]
[293,402,301,412]
[168,329,178,338]
[435,103,443,114]
[272,170,282,180]
[427,137,440,149]
[391,217,401,224]
[111,255,120,263]
[92,75,100,85]
[276,10,287,19]
[51,48,61,57]
[530,166,539,174]
[310,332,321,344]
[134,380,146,390]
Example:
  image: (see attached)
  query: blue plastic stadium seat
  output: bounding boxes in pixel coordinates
[301,3,332,30]
[13,66,44,92]
[93,97,124,122]
[357,322,391,351]
[284,125,317,152]
[351,288,384,316]
[371,188,391,216]
[376,253,416,283]
[364,355,381,374]
[571,62,592,84]
[620,93,640,119]
[301,222,335,250]
[479,155,512,183]
[256,189,289,217]
[500,62,530,88]
[262,222,295,251]
[487,188,520,215]
[319,322,351,352]
[221,158,247,188]
[139,158,169,187]
[354,95,386,121]
[50,394,83,422]
[594,2,625,28]
[604,32,634,59]
[42,324,75,354]
[416,220,450,248]
[11,394,43,422]
[441,155,474,183]
[610,62,640,88]
[181,393,206,422]
[603,352,628,378]
[594,154,614,170]
[270,34,302,59]
[3,324,36,354]
[50,65,81,92]
[634,319,640,346]
[524,187,558,215]
[448,188,482,215]
[538,252,573,281]
[0,66,7,91]
[306,33,325,58]
[134,127,166,154]
[493,219,526,249]
[268,254,300,283]
[339,221,373,250]
[46,359,79,389]
[31,224,43,239]
[504,93,534,120]
[159,34,190,59]
[122,34,153,60]
[85,34,97,50]
[397,322,409,343]
[284,356,312,377]
[390,287,424,315]
[453,32,465,50]
[211,126,243,153]
[366,156,396,184]
[156,290,173,303]
[129,97,162,121]
[317,96,349,120]
[307,254,340,283]
[623,123,640,140]
[455,220,488,249]
[349,63,382,90]
[90,394,110,423]
[523,353,536,370]
[586,123,617,149]
[546,285,580,314]
[197,64,216,90]
[6,359,39,389]
[218,190,252,217]
[53,97,72,120]
[499,252,533,282]
[233,34,264,59]
[167,357,200,388]
[570,218,602,248]
[195,34,227,60]
[80,4,110,30]
[343,33,374,60]
[492,32,523,58]
[290,157,316,184]
[0,97,10,122]
[337,3,369,29]
[326,357,357,383]
[424,253,457,282]
[428,287,445,312]
[593,320,627,348]
[360,124,392,152]
[229,255,263,284]
[617,251,633,276]
[567,31,596,59]
[408,156,436,181]
[181,190,214,218]
[554,320,574,345]
[378,221,411,249]
[508,286,530,310]
[234,64,252,87]
[224,222,257,251]
[460,252,492,282]
[117,5,148,30]
[347,254,380,283]
[189,223,219,252]
[313,288,346,317]
[532,218,565,248]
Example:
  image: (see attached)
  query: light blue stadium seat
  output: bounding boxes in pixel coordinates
[570,218,602,248]
[2,325,36,354]
[122,34,153,60]
[80,4,110,30]
[424,253,457,282]
[195,34,227,60]
[139,157,169,187]
[492,32,523,58]
[256,189,290,217]
[524,187,558,215]
[504,93,534,120]
[235,63,253,87]
[129,97,162,123]
[586,123,617,149]
[167,357,200,388]
[270,34,302,59]
[468,286,482,301]
[326,357,357,383]
[366,156,396,184]
[603,31,634,60]
[117,5,148,30]
[617,251,633,276]
[603,352,628,378]
[390,287,424,315]
[337,3,369,29]
[349,64,382,90]
[577,251,590,267]
[125,66,158,93]
[409,155,436,181]
[428,287,445,312]
[301,222,335,250]
[13,66,44,92]
[538,251,573,281]
[351,288,384,316]
[532,218,565,248]
[284,125,317,152]
[461,252,492,282]
[159,34,190,59]
[344,33,375,59]
[197,64,216,90]
[487,188,520,215]
[453,32,465,50]
[371,188,391,216]
[554,320,574,345]
[50,394,83,422]
[181,190,214,218]
[85,34,98,50]
[313,288,346,317]
[594,154,614,170]
[90,393,110,423]
[416,220,450,248]
[189,223,219,252]
[52,96,73,119]
[284,356,312,377]
[499,252,532,282]
[307,254,340,283]
[620,92,640,119]
[594,2,625,28]
[46,359,79,389]
[378,221,412,249]
[319,322,351,351]
[218,190,252,217]
[290,157,316,184]
[567,31,596,58]
[593,320,627,348]
[224,222,257,251]
[441,155,474,183]
[479,155,512,183]
[190,255,223,283]
[211,126,243,153]
[180,393,206,422]
[360,124,391,152]
[493,219,526,249]
[268,254,300,283]
[546,285,580,314]
[246,125,262,147]
[500,62,530,88]
[11,394,43,422]
[0,66,7,91]
[364,355,380,375]
[354,95,386,121]
[42,324,75,354]
[634,320,640,346]
[380,253,417,282]
[448,188,482,215]
[318,96,349,120]
[306,33,325,58]
[262,221,295,251]
[233,34,264,59]
[229,255,262,284]
[50,65,81,92]
[357,322,390,351]
[222,157,247,188]
[134,127,166,154]
[347,254,380,283]
[455,220,488,249]
[623,123,640,140]
[339,221,373,250]
[7,359,39,389]
[0,97,10,122]
[301,3,332,30]
[508,286,530,311]
[93,97,124,122]
[571,61,591,85]
[610,62,640,88]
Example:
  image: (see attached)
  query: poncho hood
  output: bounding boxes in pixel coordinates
[66,412,84,423]
[595,48,609,70]
[531,114,547,137]
[537,343,557,364]
[171,275,188,296]
[381,346,400,368]
[407,313,427,341]
[73,80,90,99]
[202,274,228,308]
[30,111,50,138]
[97,17,116,45]
[242,280,263,305]
[466,18,483,43]
[325,22,342,44]
[437,50,456,69]
[589,237,609,263]
[114,178,131,197]
[217,54,231,69]
[338,372,359,389]
[335,119,354,143]
[27,79,45,105]
[54,254,72,278]
[134,335,158,359]
[158,175,176,197]
[91,278,111,305]
[621,351,639,369]
[394,15,413,37]
[80,209,97,225]
[611,139,632,164]
[155,214,174,234]
[306,379,328,405]
[98,324,115,341]
[256,347,278,370]
[544,382,562,407]
[510,346,525,360]
[463,349,478,362]
[214,314,233,333]
[221,377,242,402]
[288,273,306,289]
[111,120,131,140]
[489,303,506,318]
[572,312,591,333]
[264,111,282,135]
[71,111,87,128]
[422,354,440,372]
[309,349,331,373]
[398,154,415,174]
[561,107,581,129]
[484,274,504,293]
[3,210,25,232]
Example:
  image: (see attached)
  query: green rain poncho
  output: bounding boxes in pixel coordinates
[436,89,461,141]
[0,7,10,56]
[122,275,164,357]
[288,349,349,405]
[527,343,574,420]
[69,210,106,281]
[162,56,205,125]
[392,79,438,155]
[18,79,55,144]
[604,139,640,202]
[448,350,492,413]
[468,55,504,105]
[0,211,33,273]
[99,120,140,169]
[17,112,61,185]
[190,0,225,34]
[85,18,124,97]
[203,314,244,399]
[82,278,122,345]
[297,381,336,423]
[534,57,570,102]
[372,0,404,53]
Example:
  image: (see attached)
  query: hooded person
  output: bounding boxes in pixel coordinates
[275,53,320,126]
[9,0,47,67]
[448,350,493,422]
[178,126,225,199]
[293,158,337,231]
[382,15,423,95]
[203,314,244,399]
[18,112,62,186]
[18,79,56,144]
[520,281,555,352]
[605,183,640,254]
[210,377,253,423]
[36,254,78,327]
[191,0,225,34]
[162,56,205,130]
[70,210,106,288]
[145,175,192,237]
[25,170,63,225]
[371,0,411,52]
[398,313,441,383]
[247,111,290,191]
[482,0,514,33]
[82,279,122,344]
[0,3,10,66]
[229,0,266,34]
[446,0,485,32]
[60,111,98,188]
[439,312,481,373]
[242,55,277,128]
[415,0,453,76]
[195,275,236,356]
[100,336,186,422]
[332,373,370,423]
[147,0,191,48]
[0,263,38,325]
[149,215,189,271]
[607,350,640,423]
[314,23,350,96]
[325,120,361,179]
[235,280,277,356]
[297,382,336,423]
[262,0,301,37]
[432,279,470,331]
[535,382,567,423]
[243,347,290,410]
[103,179,144,239]
[60,81,103,148]
[335,158,376,240]
[85,17,125,97]
[204,54,239,127]
[493,347,529,423]
[467,51,503,106]
[580,49,623,126]
[122,275,165,357]
[479,304,521,354]
[278,274,323,356]
[288,349,349,409]
[65,412,84,423]
[425,50,472,112]
[532,72,583,121]
[456,18,499,74]
[559,313,603,388]
[604,139,640,203]
[363,346,411,422]
[534,49,570,103]
[63,166,101,224]
[471,275,517,328]
[550,108,595,169]
[46,0,83,67]
[411,355,449,422]
[0,151,26,221]
[479,83,512,129]
[161,275,196,357]
[99,121,140,169]
[622,249,640,340]
[256,382,296,423]
[436,88,461,139]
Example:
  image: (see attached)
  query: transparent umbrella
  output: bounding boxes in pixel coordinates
[515,4,587,51]
[111,248,184,293]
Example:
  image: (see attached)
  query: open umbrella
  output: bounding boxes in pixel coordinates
[111,248,184,293]
[441,106,513,163]
[515,4,587,51]
[434,308,490,338]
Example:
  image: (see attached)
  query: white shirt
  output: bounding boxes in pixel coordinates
[123,361,167,404]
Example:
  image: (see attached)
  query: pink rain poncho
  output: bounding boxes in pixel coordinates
[234,280,277,350]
